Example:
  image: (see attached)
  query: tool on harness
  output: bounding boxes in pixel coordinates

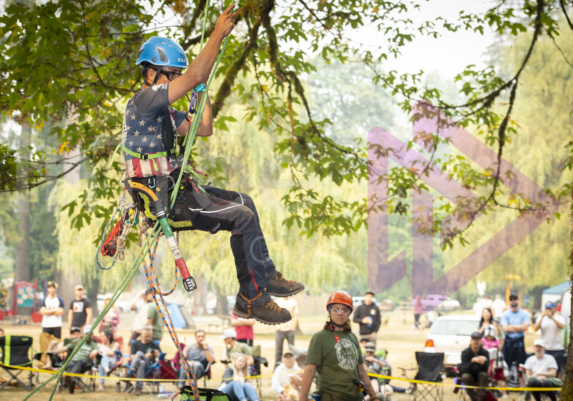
[101,203,137,258]
[127,178,197,292]
[116,204,138,261]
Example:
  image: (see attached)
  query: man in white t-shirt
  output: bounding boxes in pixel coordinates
[524,339,559,401]
[39,281,65,339]
[272,351,301,401]
[129,289,153,341]
[274,296,299,369]
[533,301,565,376]
[492,294,506,319]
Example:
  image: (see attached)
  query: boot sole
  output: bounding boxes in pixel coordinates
[265,285,305,298]
[232,307,291,325]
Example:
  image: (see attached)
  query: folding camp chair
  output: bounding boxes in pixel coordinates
[0,335,35,391]
[180,386,231,401]
[203,361,215,387]
[249,345,268,399]
[399,352,445,401]
[118,352,164,394]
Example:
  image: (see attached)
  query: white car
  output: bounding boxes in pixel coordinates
[352,296,381,308]
[421,294,461,311]
[424,314,480,367]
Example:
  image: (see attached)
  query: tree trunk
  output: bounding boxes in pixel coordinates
[563,186,573,401]
[86,275,100,320]
[192,272,208,315]
[215,286,228,316]
[53,265,81,323]
[14,124,31,285]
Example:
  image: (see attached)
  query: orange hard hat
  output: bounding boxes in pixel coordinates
[326,291,353,312]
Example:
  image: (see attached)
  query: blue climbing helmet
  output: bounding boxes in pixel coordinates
[136,36,188,69]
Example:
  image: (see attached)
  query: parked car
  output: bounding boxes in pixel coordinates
[352,296,381,308]
[423,314,480,368]
[421,294,461,311]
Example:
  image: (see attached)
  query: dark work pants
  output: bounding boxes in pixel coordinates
[275,330,295,366]
[190,186,277,300]
[527,378,557,401]
[461,371,489,401]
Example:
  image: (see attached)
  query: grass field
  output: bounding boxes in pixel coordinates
[0,310,537,400]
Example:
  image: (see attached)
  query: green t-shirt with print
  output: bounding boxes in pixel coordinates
[67,340,98,362]
[306,329,365,400]
[227,342,252,361]
[147,305,164,340]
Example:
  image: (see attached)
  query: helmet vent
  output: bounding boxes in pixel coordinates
[158,48,168,62]
[152,57,156,62]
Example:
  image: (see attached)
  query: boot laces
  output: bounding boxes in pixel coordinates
[264,300,282,312]
[277,273,293,284]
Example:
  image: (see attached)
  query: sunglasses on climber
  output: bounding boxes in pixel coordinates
[149,68,182,81]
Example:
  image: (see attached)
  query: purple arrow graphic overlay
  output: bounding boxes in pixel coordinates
[368,104,558,308]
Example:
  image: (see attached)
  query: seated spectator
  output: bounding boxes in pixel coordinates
[481,325,507,398]
[363,342,393,401]
[123,325,161,396]
[272,351,301,401]
[458,332,489,401]
[43,326,82,370]
[178,329,215,388]
[219,353,259,401]
[97,329,120,391]
[47,326,98,394]
[98,294,120,335]
[524,339,561,401]
[220,328,254,367]
[359,338,368,352]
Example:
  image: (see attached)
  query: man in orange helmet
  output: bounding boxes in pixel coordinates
[300,291,380,401]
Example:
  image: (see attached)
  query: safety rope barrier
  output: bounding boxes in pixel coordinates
[4,362,561,391]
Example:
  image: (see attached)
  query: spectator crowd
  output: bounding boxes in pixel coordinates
[0,287,568,401]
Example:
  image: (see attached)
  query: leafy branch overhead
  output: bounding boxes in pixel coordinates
[0,0,572,246]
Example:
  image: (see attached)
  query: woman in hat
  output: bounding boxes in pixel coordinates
[300,291,379,401]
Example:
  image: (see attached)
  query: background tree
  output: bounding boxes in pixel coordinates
[2,0,573,390]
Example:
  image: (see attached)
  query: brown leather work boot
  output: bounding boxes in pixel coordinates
[233,290,292,325]
[265,271,305,297]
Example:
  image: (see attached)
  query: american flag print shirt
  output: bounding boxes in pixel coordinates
[122,83,186,178]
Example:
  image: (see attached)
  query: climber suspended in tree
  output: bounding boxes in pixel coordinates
[117,6,304,326]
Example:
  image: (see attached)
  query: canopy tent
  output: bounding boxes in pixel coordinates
[165,303,196,330]
[541,281,571,310]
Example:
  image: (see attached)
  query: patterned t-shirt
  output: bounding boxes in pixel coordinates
[122,83,186,178]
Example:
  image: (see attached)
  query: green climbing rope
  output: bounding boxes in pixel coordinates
[24,3,231,399]
[23,225,162,401]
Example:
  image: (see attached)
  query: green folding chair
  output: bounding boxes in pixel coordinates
[180,386,230,401]
[0,335,35,391]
